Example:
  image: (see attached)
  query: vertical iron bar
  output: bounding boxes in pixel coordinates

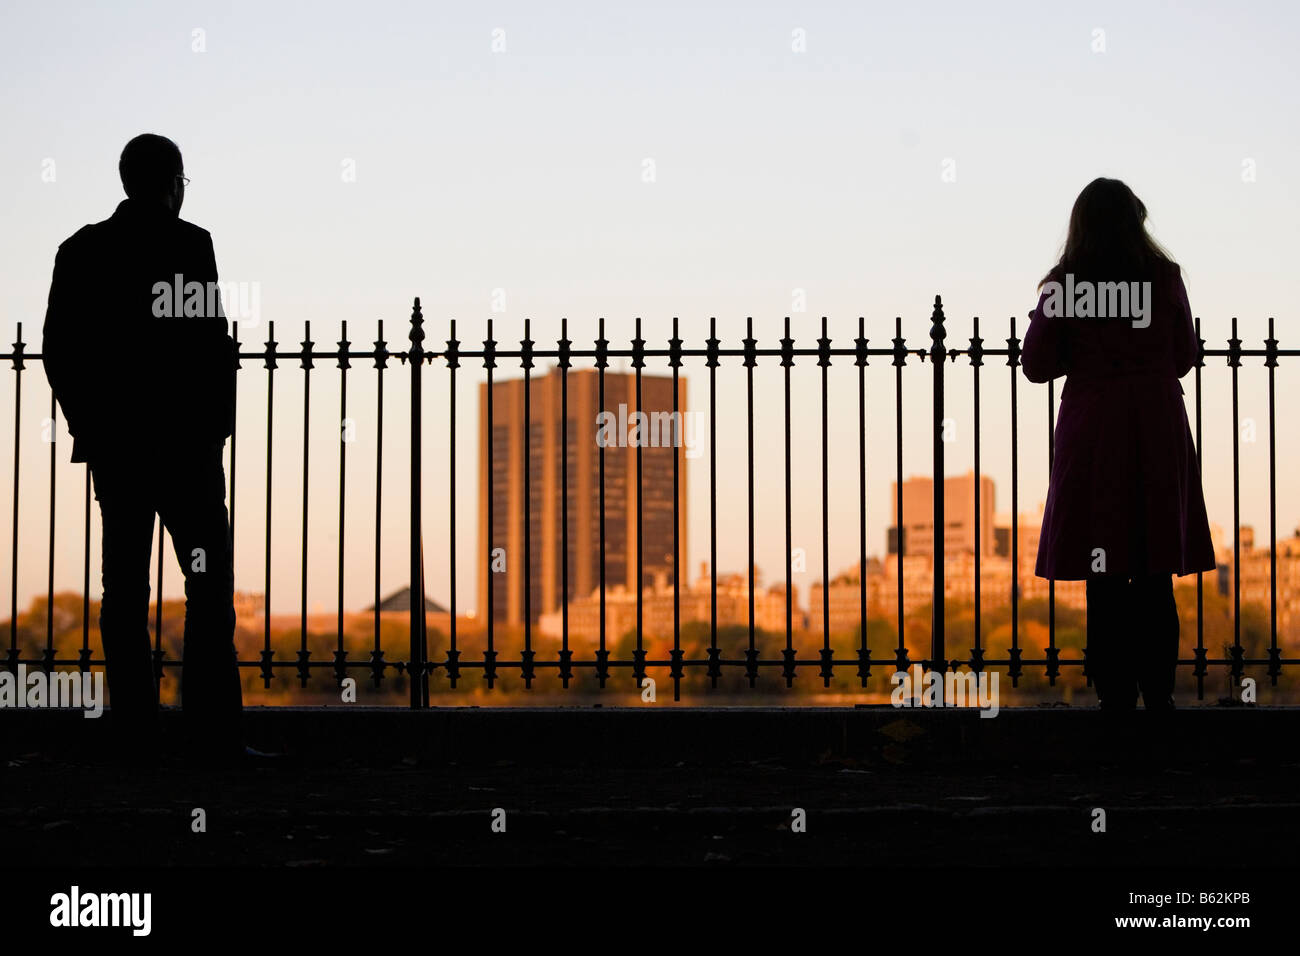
[1046,376,1057,684]
[522,318,534,688]
[299,321,313,687]
[1267,317,1280,684]
[596,319,608,686]
[1194,316,1205,698]
[892,316,907,674]
[372,320,387,686]
[262,321,277,688]
[484,318,496,689]
[81,466,90,672]
[1008,316,1021,684]
[707,317,719,687]
[229,324,238,548]
[46,393,56,673]
[929,296,945,676]
[408,299,426,708]
[670,316,682,700]
[632,317,645,688]
[446,318,459,688]
[971,316,983,673]
[419,534,428,707]
[8,323,23,673]
[782,316,794,686]
[856,315,870,686]
[819,315,832,686]
[559,318,571,687]
[745,316,757,686]
[336,321,349,685]
[1229,317,1243,686]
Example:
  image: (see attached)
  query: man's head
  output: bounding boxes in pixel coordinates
[118,134,185,214]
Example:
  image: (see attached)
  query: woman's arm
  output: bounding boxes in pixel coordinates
[1021,286,1068,383]
[1170,269,1198,378]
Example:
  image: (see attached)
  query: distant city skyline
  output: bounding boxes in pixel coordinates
[3,347,1297,620]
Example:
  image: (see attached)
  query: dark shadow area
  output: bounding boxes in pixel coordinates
[2,708,1294,868]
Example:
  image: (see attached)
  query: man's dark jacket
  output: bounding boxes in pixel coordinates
[42,199,236,464]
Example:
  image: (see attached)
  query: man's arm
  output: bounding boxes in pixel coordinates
[198,231,236,441]
[41,240,97,442]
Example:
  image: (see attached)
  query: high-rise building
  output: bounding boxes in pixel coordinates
[477,366,689,626]
[886,471,996,558]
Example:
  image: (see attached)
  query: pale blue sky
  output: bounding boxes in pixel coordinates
[1,0,1297,618]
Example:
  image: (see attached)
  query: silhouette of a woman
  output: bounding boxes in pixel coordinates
[1022,178,1215,710]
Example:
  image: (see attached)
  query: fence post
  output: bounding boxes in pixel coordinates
[930,295,946,674]
[408,297,427,708]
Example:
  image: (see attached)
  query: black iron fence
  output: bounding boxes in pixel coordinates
[4,298,1296,706]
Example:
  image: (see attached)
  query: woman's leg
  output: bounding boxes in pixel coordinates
[1086,576,1137,709]
[1132,574,1179,710]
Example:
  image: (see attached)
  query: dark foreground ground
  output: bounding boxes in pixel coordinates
[1,706,1294,938]
[2,705,1297,867]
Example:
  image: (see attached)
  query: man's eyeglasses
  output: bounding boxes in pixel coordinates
[176,175,191,186]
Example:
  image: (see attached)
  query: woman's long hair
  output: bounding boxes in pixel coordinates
[1041,178,1176,286]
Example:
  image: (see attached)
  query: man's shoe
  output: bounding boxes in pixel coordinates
[181,741,283,769]
[240,745,286,764]
[1143,695,1176,712]
[1098,696,1138,712]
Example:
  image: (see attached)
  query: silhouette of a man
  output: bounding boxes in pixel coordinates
[43,134,242,761]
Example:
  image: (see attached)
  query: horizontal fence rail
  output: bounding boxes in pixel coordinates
[4,299,1297,707]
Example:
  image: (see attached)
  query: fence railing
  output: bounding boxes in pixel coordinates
[4,298,1297,706]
